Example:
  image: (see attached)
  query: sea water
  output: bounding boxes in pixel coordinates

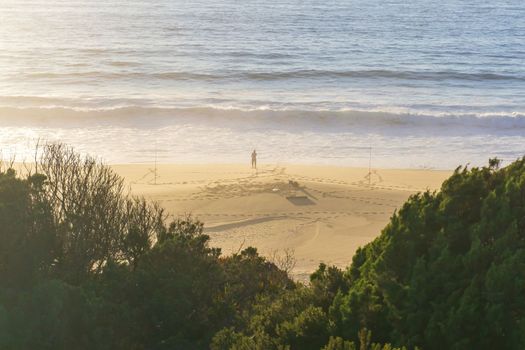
[0,0,524,168]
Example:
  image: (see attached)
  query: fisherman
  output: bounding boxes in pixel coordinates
[251,149,257,169]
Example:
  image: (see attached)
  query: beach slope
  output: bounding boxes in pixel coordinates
[113,164,450,280]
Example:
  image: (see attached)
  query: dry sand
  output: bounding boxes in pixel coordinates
[112,164,450,281]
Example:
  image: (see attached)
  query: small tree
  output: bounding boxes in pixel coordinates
[36,143,165,282]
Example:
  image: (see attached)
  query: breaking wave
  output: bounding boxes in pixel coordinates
[1,105,524,136]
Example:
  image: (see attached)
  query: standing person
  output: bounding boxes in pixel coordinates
[251,149,257,169]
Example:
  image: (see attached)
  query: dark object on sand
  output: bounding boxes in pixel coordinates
[286,195,314,206]
[288,180,299,188]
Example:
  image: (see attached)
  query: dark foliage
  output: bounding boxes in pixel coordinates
[212,158,525,350]
[329,158,525,349]
[0,145,294,349]
[1,147,524,349]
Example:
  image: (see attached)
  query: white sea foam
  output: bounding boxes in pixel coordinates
[1,106,524,169]
[1,106,525,133]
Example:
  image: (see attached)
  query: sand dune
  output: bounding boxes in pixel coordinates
[112,164,450,281]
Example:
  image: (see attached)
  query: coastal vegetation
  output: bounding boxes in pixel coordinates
[0,144,523,349]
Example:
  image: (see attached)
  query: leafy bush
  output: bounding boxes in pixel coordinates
[0,144,294,349]
[330,158,525,349]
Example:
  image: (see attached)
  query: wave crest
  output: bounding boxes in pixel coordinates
[1,105,524,136]
[20,69,525,82]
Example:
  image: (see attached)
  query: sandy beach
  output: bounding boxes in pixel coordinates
[112,163,450,280]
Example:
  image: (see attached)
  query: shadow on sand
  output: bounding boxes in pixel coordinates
[286,195,315,206]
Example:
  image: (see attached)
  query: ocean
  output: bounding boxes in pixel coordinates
[1,0,524,168]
